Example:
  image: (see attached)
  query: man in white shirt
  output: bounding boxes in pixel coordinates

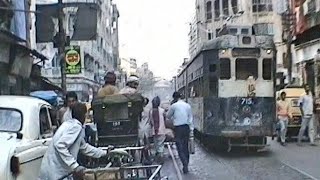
[119,75,139,94]
[57,91,78,124]
[167,92,194,174]
[39,103,107,180]
[298,84,317,146]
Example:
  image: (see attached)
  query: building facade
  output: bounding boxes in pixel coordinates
[293,0,320,96]
[0,0,52,95]
[36,0,120,101]
[189,0,289,86]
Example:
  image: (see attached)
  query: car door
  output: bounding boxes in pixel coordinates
[16,105,53,180]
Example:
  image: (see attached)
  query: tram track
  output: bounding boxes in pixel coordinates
[165,142,183,180]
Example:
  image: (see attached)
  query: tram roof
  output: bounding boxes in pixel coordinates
[177,35,275,78]
[201,35,275,51]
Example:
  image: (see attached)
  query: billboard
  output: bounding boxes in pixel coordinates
[36,2,99,43]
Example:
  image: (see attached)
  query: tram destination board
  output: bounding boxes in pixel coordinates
[232,48,261,57]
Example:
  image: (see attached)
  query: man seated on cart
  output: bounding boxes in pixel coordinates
[97,72,119,97]
[119,75,140,94]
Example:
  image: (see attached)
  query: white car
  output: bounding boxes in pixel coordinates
[0,96,54,180]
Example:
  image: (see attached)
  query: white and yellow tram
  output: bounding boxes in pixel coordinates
[177,25,276,151]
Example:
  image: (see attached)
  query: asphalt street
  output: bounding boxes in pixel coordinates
[161,138,320,180]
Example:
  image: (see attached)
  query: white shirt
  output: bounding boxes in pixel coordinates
[62,107,72,123]
[38,119,106,180]
[167,100,194,131]
[119,86,138,94]
[299,93,314,116]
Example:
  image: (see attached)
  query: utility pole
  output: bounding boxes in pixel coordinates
[58,0,67,93]
[286,0,294,84]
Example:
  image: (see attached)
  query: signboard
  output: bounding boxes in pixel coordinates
[65,46,81,74]
[232,48,261,57]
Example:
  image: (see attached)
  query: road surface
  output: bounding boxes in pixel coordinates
[161,138,320,180]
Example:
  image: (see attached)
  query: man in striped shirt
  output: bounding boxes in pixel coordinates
[276,91,292,146]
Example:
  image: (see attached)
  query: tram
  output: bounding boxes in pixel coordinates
[177,25,276,151]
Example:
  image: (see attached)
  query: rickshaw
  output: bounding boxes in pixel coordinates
[78,93,165,180]
[92,93,144,147]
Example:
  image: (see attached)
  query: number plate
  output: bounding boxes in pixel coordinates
[240,98,254,105]
[112,121,121,127]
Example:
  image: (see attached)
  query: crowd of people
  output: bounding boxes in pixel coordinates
[38,72,194,179]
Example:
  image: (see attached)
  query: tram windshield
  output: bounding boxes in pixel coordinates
[236,58,258,80]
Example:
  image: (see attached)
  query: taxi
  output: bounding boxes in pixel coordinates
[0,96,54,180]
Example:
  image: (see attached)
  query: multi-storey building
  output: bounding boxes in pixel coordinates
[293,0,320,95]
[0,0,53,95]
[36,0,120,102]
[189,0,289,87]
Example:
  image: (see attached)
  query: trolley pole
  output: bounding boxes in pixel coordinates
[58,0,67,93]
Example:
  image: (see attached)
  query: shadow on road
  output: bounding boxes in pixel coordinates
[204,144,274,159]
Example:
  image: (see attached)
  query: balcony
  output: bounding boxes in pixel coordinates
[307,0,316,14]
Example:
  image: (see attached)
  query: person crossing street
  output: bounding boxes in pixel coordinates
[297,85,317,146]
[276,91,292,146]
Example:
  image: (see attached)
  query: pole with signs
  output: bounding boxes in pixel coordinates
[58,0,67,93]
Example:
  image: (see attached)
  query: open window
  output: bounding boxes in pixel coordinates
[263,58,272,80]
[39,107,52,138]
[236,58,258,80]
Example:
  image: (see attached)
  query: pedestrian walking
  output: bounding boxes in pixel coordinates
[57,91,78,124]
[297,84,317,146]
[97,72,119,97]
[314,97,320,139]
[38,103,108,180]
[139,97,151,146]
[149,96,166,163]
[167,92,194,174]
[276,91,292,146]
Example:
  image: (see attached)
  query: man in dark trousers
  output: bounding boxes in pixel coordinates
[167,92,194,174]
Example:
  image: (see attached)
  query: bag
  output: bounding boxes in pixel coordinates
[189,135,195,154]
[165,128,175,141]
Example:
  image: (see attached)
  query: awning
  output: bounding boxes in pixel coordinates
[41,77,63,92]
[30,76,63,92]
[0,29,26,43]
[0,30,48,62]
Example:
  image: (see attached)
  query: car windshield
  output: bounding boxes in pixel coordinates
[0,108,22,132]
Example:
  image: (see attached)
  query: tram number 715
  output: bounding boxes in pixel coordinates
[241,98,253,105]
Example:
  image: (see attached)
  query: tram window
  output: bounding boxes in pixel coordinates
[230,28,237,35]
[220,58,231,79]
[241,28,249,35]
[209,64,217,72]
[236,58,258,80]
[263,58,272,80]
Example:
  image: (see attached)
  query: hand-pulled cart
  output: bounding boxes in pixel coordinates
[83,164,164,180]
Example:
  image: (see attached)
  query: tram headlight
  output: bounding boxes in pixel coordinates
[221,49,226,54]
[266,49,272,54]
